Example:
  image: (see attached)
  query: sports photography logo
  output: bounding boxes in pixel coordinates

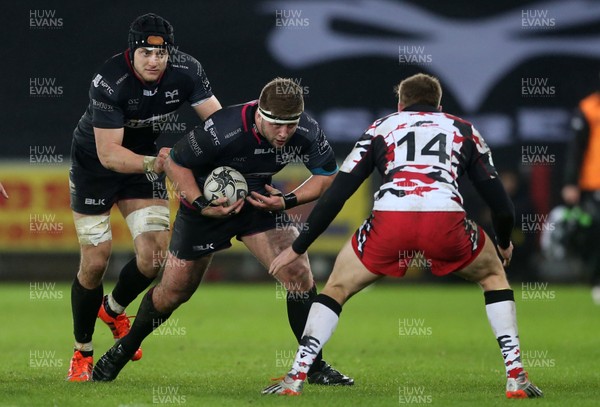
[152,180,186,201]
[522,350,556,368]
[275,146,309,165]
[398,250,432,272]
[29,350,63,368]
[398,318,432,337]
[29,9,63,29]
[275,281,310,301]
[521,282,556,301]
[521,145,555,165]
[29,282,64,300]
[168,46,190,66]
[152,113,187,134]
[152,386,187,404]
[275,77,310,96]
[151,250,187,270]
[274,349,295,368]
[521,213,554,234]
[29,213,64,235]
[275,9,310,29]
[29,77,63,98]
[29,145,64,164]
[521,77,556,98]
[399,386,433,404]
[398,45,433,65]
[275,212,308,232]
[521,9,556,29]
[152,181,169,200]
[152,318,187,337]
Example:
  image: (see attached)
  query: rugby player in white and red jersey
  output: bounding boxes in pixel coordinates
[263,73,543,399]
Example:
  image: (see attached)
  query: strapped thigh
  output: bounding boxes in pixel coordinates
[125,205,170,240]
[74,214,112,246]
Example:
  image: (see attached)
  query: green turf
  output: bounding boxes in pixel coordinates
[0,282,598,406]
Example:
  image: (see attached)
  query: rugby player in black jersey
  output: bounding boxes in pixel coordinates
[92,78,354,386]
[67,13,222,381]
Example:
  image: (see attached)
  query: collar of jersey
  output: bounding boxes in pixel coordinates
[241,100,262,144]
[402,104,439,112]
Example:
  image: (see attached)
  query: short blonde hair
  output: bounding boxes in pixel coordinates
[395,73,442,107]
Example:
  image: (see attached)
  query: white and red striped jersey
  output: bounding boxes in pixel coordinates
[339,105,498,212]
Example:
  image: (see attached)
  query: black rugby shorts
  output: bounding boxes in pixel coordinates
[169,203,292,260]
[69,142,166,215]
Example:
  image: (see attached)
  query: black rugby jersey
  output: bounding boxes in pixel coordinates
[171,101,338,194]
[73,49,213,156]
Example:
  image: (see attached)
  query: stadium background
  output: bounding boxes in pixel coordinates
[1,0,600,284]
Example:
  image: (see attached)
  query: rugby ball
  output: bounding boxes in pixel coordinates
[203,166,248,206]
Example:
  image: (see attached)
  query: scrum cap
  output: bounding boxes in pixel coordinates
[128,13,174,52]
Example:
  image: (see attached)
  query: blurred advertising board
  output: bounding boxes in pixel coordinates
[0,163,371,254]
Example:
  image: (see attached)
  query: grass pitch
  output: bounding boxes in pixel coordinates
[0,282,598,406]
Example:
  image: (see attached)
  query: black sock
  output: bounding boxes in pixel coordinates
[111,257,155,310]
[120,288,172,355]
[71,277,103,345]
[286,283,323,372]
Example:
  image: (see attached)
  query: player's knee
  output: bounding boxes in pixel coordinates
[162,287,194,311]
[280,263,313,292]
[158,279,195,306]
[477,267,510,291]
[78,255,109,286]
[323,281,352,304]
[283,260,311,280]
[135,244,166,277]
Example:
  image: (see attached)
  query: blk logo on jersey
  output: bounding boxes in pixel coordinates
[193,243,215,251]
[254,148,275,155]
[84,198,106,206]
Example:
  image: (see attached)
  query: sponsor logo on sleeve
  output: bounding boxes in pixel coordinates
[115,73,129,85]
[91,74,114,95]
[188,133,203,156]
[91,98,114,112]
[224,128,242,139]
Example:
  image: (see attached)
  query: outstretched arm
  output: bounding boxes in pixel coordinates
[247,173,336,211]
[472,177,515,267]
[269,171,364,275]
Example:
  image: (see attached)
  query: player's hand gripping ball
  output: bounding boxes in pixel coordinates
[203,166,248,206]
